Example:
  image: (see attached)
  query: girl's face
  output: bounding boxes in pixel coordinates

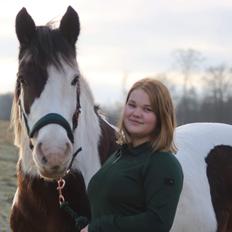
[123,88,157,146]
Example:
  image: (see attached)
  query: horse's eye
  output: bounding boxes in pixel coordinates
[71,75,79,86]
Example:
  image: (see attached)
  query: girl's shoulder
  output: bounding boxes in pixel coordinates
[151,150,180,165]
[143,150,183,178]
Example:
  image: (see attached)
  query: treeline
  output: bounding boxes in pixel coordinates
[104,49,232,126]
[174,49,232,125]
[0,49,231,126]
[0,93,13,120]
[175,84,232,125]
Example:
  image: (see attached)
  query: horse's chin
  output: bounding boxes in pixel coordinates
[38,168,68,180]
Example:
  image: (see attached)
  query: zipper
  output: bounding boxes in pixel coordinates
[112,150,122,164]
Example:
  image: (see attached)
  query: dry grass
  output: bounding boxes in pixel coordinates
[0,120,18,232]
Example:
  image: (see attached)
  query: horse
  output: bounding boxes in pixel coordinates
[10,6,118,232]
[10,6,232,232]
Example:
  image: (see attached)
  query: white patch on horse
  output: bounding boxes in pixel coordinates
[11,188,19,209]
[171,123,232,232]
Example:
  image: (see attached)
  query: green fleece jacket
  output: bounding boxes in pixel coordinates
[87,142,183,232]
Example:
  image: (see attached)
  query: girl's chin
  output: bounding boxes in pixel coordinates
[127,130,143,137]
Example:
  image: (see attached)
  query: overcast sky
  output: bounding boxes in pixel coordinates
[1,0,232,105]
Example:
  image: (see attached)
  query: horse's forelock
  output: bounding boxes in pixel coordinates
[18,25,76,72]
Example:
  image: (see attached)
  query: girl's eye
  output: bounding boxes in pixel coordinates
[71,75,79,86]
[144,107,152,112]
[128,103,136,108]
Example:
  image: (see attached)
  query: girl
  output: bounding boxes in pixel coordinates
[81,78,183,232]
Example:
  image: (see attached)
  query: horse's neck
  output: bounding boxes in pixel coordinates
[11,168,61,231]
[11,166,91,232]
[72,77,102,186]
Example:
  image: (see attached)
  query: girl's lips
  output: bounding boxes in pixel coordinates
[128,119,143,124]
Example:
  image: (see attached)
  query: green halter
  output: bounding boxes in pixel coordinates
[29,113,74,143]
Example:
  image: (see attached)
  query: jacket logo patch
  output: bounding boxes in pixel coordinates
[164,178,175,186]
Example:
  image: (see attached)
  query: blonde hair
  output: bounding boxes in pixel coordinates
[117,78,177,153]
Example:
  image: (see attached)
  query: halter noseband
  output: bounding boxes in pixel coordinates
[20,100,80,145]
[30,113,75,143]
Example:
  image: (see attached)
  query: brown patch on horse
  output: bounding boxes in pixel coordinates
[94,105,119,163]
[98,116,119,164]
[10,163,90,232]
[205,145,232,232]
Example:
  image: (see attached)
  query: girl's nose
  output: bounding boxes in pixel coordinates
[132,107,142,117]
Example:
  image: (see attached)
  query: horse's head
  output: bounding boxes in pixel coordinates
[13,6,81,180]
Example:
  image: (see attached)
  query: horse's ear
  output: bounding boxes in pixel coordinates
[59,6,80,45]
[15,7,36,45]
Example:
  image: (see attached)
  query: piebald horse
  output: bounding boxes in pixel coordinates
[10,6,232,232]
[10,6,117,232]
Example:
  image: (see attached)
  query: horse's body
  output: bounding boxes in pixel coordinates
[10,6,232,232]
[172,123,232,231]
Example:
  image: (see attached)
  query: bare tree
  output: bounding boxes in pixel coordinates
[173,48,204,96]
[201,64,232,122]
[121,72,128,102]
[171,49,204,124]
[204,64,231,102]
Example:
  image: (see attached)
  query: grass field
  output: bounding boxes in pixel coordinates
[0,120,18,232]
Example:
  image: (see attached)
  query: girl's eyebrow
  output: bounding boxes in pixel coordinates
[128,99,151,108]
[127,99,135,103]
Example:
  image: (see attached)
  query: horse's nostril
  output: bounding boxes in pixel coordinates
[37,142,43,154]
[51,165,59,171]
[41,156,48,164]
